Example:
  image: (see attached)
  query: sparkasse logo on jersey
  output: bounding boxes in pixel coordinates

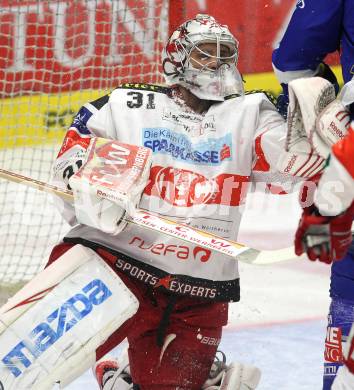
[142,128,232,165]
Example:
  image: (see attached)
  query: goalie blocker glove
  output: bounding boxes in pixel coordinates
[69,138,152,235]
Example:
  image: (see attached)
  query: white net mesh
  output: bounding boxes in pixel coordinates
[0,0,169,288]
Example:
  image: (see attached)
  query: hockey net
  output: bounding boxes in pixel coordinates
[0,0,182,296]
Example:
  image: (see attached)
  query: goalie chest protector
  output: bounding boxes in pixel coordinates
[65,84,282,302]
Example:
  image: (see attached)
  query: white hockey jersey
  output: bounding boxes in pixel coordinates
[52,84,291,301]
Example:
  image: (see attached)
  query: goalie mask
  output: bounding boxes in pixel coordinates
[162,14,243,101]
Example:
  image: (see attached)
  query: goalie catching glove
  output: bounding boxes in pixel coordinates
[277,77,350,178]
[69,138,152,235]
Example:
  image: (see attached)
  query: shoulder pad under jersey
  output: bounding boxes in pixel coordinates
[89,93,110,110]
[245,89,277,107]
[118,83,170,94]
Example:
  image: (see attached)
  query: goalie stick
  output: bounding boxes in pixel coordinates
[0,167,299,266]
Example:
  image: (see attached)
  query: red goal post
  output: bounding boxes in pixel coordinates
[0,0,186,296]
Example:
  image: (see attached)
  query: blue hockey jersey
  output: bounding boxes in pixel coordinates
[272,0,354,294]
[272,0,354,84]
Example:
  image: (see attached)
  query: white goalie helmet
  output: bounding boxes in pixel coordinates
[162,14,243,101]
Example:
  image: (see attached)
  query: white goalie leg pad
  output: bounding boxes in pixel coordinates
[202,361,261,390]
[332,366,354,390]
[94,347,132,390]
[0,244,139,390]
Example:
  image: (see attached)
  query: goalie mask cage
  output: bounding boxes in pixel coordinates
[0,0,185,296]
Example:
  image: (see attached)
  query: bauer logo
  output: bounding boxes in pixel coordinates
[1,279,112,378]
[142,128,232,165]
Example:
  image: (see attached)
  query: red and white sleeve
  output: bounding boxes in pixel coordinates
[315,126,354,215]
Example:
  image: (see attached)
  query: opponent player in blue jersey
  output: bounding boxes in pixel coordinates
[272,1,354,388]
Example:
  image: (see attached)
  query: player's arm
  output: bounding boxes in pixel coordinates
[272,0,342,80]
[315,126,354,216]
[294,128,354,263]
[272,0,342,115]
[52,94,111,192]
[50,94,112,225]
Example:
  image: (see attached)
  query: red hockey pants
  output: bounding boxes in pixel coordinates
[48,243,229,390]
